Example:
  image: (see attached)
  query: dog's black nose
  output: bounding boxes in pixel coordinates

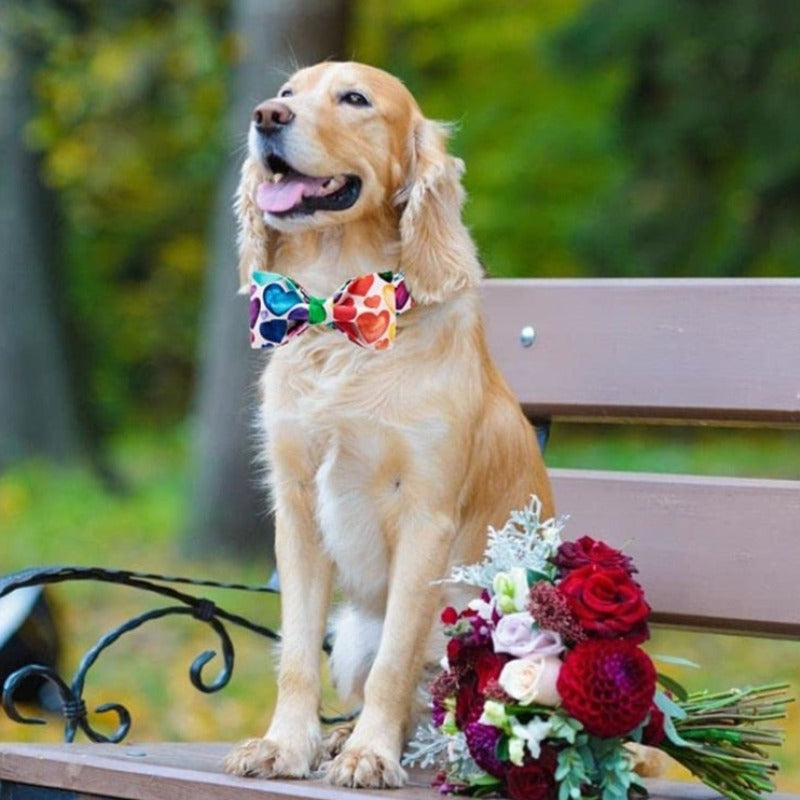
[252,100,294,134]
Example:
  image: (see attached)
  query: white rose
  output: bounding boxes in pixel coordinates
[498,654,562,707]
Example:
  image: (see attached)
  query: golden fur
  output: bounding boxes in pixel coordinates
[223,61,553,788]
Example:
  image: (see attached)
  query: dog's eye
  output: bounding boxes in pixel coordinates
[278,87,293,98]
[339,91,371,107]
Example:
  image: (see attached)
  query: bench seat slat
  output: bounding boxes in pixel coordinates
[550,468,800,637]
[482,278,800,424]
[2,743,794,800]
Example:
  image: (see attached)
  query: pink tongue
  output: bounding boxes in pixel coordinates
[257,176,328,213]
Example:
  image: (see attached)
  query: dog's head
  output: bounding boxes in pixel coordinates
[237,61,481,303]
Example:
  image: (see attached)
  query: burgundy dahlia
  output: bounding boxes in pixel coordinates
[556,639,657,738]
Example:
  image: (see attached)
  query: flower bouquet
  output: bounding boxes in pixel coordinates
[404,498,791,800]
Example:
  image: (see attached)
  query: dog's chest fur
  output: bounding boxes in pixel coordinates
[259,325,457,612]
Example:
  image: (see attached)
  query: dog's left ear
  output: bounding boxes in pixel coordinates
[395,118,483,304]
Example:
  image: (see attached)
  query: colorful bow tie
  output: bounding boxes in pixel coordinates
[249,271,413,351]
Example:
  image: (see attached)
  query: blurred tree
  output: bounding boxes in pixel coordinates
[24,0,229,430]
[555,0,800,277]
[352,0,625,277]
[183,0,353,557]
[0,3,84,469]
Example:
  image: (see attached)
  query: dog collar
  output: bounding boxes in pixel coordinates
[249,270,413,351]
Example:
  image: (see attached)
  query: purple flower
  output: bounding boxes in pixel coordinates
[491,612,564,658]
[464,721,505,778]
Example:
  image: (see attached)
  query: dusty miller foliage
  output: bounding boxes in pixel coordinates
[403,724,486,783]
[443,496,566,589]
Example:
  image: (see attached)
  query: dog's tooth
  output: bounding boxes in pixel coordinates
[271,173,284,184]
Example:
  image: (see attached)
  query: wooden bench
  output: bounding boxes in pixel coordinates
[1,277,799,800]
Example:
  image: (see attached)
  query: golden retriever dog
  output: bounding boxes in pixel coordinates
[223,61,553,788]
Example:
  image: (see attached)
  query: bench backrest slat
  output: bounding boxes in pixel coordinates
[551,468,800,637]
[483,278,800,424]
[481,278,800,639]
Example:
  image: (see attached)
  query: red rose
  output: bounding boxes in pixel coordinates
[452,649,507,727]
[474,651,509,694]
[558,565,650,642]
[455,673,483,728]
[553,536,638,575]
[447,641,481,673]
[505,747,558,800]
[557,640,657,738]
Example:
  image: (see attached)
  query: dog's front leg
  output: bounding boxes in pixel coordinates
[225,491,333,779]
[325,511,454,788]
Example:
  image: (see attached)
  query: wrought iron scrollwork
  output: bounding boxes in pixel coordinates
[0,566,280,743]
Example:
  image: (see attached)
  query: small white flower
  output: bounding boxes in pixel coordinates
[478,699,510,731]
[493,567,530,614]
[510,716,553,761]
[467,595,495,621]
[508,735,526,767]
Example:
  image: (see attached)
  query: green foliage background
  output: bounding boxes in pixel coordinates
[5,0,799,428]
[5,0,231,431]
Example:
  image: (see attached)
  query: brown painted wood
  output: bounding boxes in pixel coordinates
[549,468,800,637]
[0,743,795,800]
[482,278,800,423]
[0,742,432,800]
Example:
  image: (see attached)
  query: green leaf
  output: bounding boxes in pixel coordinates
[657,672,689,701]
[650,654,701,669]
[654,688,688,720]
[527,568,553,584]
[466,773,503,788]
[595,740,635,800]
[556,746,591,800]
[549,710,584,744]
[496,735,509,762]
[655,692,698,750]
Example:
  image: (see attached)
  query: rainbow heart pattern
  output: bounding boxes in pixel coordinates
[249,270,413,351]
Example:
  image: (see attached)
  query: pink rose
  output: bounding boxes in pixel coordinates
[491,612,564,658]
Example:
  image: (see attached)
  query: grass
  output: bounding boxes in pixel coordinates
[0,424,797,790]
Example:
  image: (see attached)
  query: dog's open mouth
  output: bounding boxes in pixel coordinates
[256,154,361,216]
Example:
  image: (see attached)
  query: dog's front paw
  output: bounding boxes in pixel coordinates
[626,742,669,778]
[324,746,407,788]
[224,736,318,779]
[321,723,355,762]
